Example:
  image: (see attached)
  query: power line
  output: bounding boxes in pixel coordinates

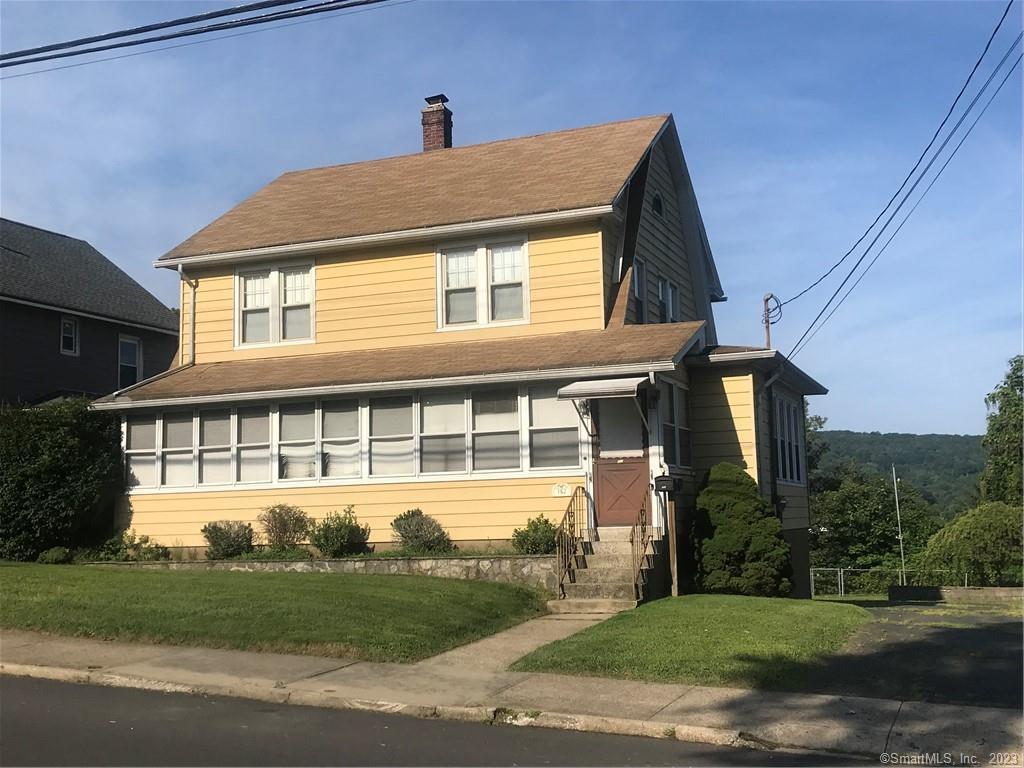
[790,53,1022,358]
[787,34,1022,358]
[778,0,1017,308]
[1,0,391,69]
[0,0,308,61]
[0,0,415,81]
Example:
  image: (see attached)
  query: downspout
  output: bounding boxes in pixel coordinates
[178,264,197,365]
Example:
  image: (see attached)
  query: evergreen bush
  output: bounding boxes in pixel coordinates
[257,504,310,550]
[511,515,558,554]
[309,506,371,557]
[391,509,454,553]
[201,521,255,560]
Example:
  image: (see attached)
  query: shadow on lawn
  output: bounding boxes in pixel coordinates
[731,616,1023,710]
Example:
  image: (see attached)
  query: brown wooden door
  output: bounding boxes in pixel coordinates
[594,457,650,526]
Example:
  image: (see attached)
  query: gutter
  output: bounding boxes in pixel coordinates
[155,205,618,269]
[91,360,682,411]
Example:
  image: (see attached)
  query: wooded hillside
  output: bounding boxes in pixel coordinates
[818,430,984,518]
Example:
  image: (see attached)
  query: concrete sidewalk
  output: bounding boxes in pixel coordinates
[2,620,1021,761]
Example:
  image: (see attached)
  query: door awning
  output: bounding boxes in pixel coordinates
[556,376,649,401]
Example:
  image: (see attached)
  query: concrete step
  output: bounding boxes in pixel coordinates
[572,566,635,584]
[563,581,638,600]
[582,553,635,569]
[546,598,637,614]
[593,526,633,541]
[589,540,634,555]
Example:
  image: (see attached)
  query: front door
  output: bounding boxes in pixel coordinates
[593,398,650,526]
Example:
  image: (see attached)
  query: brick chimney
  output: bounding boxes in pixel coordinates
[421,94,453,151]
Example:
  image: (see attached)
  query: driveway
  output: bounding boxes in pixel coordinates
[804,599,1022,709]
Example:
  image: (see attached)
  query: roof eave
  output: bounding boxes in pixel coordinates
[687,349,828,395]
[156,205,619,269]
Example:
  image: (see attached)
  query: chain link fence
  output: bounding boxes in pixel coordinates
[811,567,968,597]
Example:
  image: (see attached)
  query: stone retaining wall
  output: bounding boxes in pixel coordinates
[888,585,1022,603]
[88,555,558,592]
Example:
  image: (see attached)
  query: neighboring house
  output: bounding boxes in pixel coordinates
[0,219,179,404]
[95,96,826,598]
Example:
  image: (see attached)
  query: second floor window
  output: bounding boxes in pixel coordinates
[236,264,314,346]
[633,259,647,323]
[60,316,79,356]
[657,279,679,323]
[119,335,141,388]
[776,396,804,484]
[439,240,527,328]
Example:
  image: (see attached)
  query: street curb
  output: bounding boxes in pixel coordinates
[0,663,871,760]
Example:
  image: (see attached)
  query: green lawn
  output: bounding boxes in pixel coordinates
[512,594,871,690]
[0,563,546,662]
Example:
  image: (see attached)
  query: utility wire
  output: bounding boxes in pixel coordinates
[790,53,1023,358]
[0,0,414,81]
[0,0,307,61]
[1,0,391,69]
[778,0,1017,308]
[788,43,1023,358]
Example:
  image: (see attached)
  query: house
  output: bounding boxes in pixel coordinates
[1,219,179,404]
[94,97,826,600]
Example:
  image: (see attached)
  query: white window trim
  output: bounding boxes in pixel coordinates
[124,385,585,494]
[667,282,679,323]
[233,262,316,349]
[775,395,805,486]
[435,236,530,331]
[118,334,142,388]
[60,315,80,357]
[527,386,583,471]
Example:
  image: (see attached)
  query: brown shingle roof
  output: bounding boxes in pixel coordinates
[162,115,668,260]
[97,322,703,405]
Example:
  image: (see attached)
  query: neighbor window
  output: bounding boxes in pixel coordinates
[118,335,141,388]
[236,264,313,346]
[660,382,691,468]
[528,387,580,468]
[633,259,647,323]
[776,397,804,484]
[60,316,79,356]
[439,240,527,328]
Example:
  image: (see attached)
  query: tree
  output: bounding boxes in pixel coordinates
[810,464,941,569]
[804,406,834,495]
[918,502,1022,586]
[0,399,123,560]
[979,355,1023,508]
[694,462,791,597]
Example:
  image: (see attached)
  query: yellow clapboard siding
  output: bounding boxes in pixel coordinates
[690,371,758,482]
[186,226,605,363]
[125,475,584,547]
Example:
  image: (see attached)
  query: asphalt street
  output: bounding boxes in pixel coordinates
[0,676,862,766]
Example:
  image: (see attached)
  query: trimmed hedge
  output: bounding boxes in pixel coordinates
[0,399,122,561]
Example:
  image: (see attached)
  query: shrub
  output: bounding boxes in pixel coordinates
[74,529,170,562]
[201,521,255,560]
[258,504,310,550]
[511,515,558,554]
[919,502,1023,586]
[310,506,371,557]
[693,462,791,597]
[0,399,122,561]
[37,546,73,564]
[391,508,454,553]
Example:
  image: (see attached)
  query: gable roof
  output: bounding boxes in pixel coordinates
[1,218,178,332]
[94,321,705,408]
[161,115,669,261]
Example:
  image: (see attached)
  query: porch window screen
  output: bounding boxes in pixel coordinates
[443,248,477,325]
[161,412,194,487]
[199,410,231,484]
[776,397,803,483]
[279,403,316,479]
[125,415,157,487]
[528,387,579,468]
[471,389,519,470]
[369,397,414,476]
[322,400,360,477]
[237,407,270,482]
[420,392,466,473]
[488,243,524,321]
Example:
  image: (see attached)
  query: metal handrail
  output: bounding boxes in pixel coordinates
[554,486,587,598]
[629,501,650,601]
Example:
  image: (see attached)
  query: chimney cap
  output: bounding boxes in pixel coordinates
[424,93,449,106]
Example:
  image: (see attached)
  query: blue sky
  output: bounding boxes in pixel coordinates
[2,0,1020,435]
